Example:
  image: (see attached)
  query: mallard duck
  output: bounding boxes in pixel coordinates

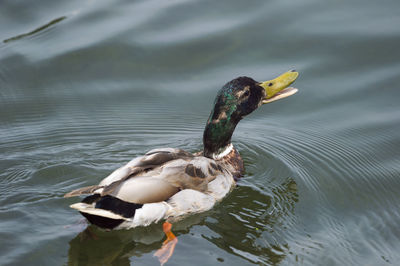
[64,70,298,264]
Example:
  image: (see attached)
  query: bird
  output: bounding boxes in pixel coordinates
[64,70,298,265]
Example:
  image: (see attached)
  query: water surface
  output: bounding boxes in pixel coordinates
[1,0,400,265]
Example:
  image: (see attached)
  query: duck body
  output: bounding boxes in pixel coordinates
[66,146,242,229]
[64,71,298,230]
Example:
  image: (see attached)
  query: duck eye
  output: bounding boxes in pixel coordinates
[268,83,273,87]
[243,90,250,97]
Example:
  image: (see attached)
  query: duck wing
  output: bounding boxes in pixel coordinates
[64,148,222,204]
[108,154,221,204]
[64,148,193,198]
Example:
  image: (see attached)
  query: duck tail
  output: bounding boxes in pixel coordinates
[70,195,143,229]
[64,185,103,198]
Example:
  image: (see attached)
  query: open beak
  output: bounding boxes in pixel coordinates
[259,70,299,104]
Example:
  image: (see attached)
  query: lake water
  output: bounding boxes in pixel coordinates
[1,0,400,265]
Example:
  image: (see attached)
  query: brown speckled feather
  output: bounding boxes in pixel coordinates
[64,148,229,204]
[219,148,244,179]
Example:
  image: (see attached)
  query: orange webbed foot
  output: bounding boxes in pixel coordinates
[154,222,178,266]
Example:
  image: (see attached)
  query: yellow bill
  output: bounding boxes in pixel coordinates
[260,70,299,104]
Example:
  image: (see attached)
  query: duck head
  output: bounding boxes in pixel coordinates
[203,70,299,158]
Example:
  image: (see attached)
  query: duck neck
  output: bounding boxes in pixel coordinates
[203,114,239,159]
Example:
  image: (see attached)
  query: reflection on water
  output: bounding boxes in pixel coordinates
[68,226,161,266]
[67,178,298,265]
[207,179,298,265]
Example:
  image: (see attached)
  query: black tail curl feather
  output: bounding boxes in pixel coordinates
[94,195,143,218]
[80,194,143,229]
[82,194,101,204]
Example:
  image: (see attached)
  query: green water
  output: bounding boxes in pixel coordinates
[1,0,400,265]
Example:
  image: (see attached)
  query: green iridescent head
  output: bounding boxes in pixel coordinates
[203,70,299,158]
